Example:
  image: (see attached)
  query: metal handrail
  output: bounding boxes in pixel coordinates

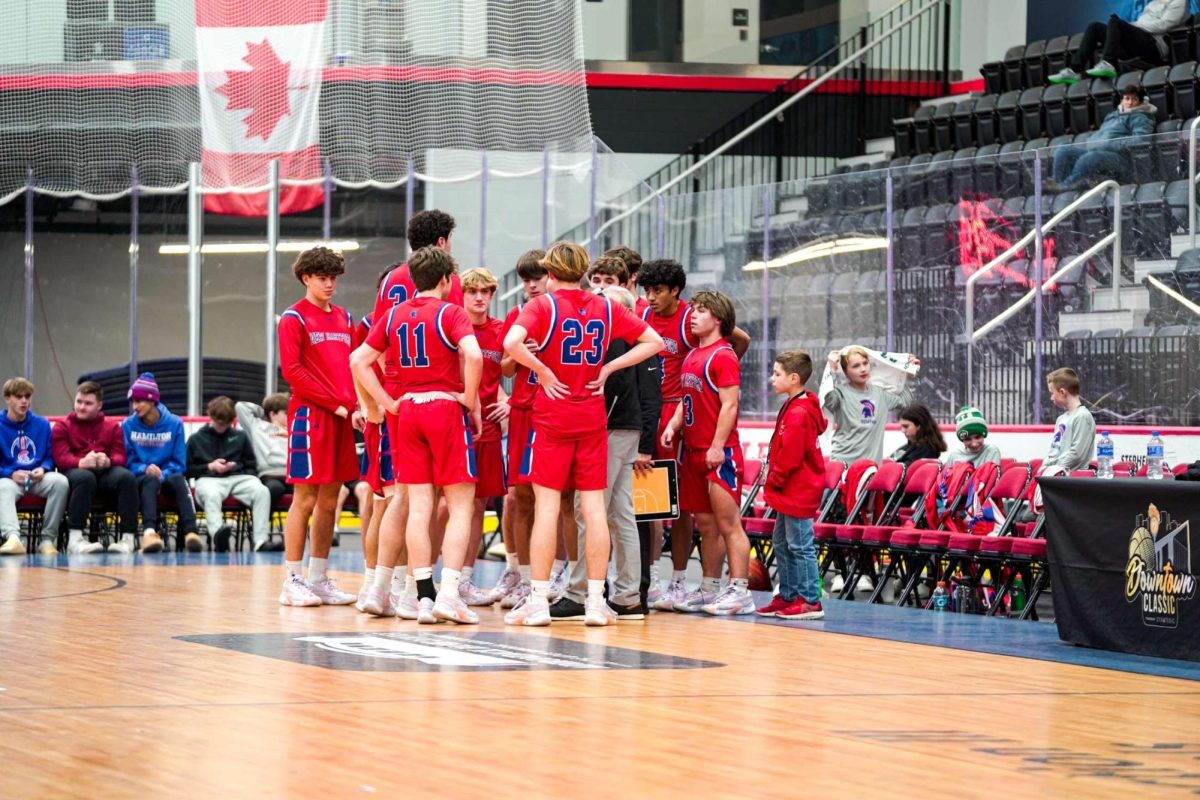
[965,179,1122,398]
[1145,273,1200,318]
[1188,115,1200,249]
[582,0,948,247]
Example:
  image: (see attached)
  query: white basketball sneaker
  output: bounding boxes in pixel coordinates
[487,568,520,603]
[434,592,479,624]
[547,568,569,602]
[584,596,617,627]
[674,586,717,613]
[654,577,687,611]
[360,585,393,617]
[504,594,551,626]
[310,576,356,605]
[459,579,493,607]
[396,592,419,621]
[702,584,756,616]
[501,581,530,609]
[279,573,322,607]
[416,596,438,624]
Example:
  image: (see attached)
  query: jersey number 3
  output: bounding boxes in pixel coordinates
[561,318,604,366]
[395,322,429,368]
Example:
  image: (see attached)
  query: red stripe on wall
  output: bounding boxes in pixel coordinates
[195,0,327,28]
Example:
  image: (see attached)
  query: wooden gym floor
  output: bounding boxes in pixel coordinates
[1,549,1199,799]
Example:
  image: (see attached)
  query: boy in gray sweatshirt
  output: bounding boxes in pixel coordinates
[822,346,918,463]
[1044,368,1095,472]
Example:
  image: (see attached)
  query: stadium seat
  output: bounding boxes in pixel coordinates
[949,147,977,198]
[973,94,1000,146]
[1042,83,1069,137]
[903,154,932,205]
[1134,181,1169,258]
[981,60,1003,96]
[951,98,977,149]
[1018,87,1045,139]
[1169,16,1195,64]
[996,90,1022,143]
[1090,78,1116,119]
[1142,66,1171,122]
[972,143,1002,195]
[913,105,939,154]
[1044,35,1070,78]
[1023,40,1048,88]
[1152,119,1182,181]
[1002,45,1026,92]
[932,102,956,153]
[996,141,1027,196]
[1169,61,1199,118]
[924,151,955,204]
[1066,80,1094,133]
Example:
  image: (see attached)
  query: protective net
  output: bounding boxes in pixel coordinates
[0,0,593,206]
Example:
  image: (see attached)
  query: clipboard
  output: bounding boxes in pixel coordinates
[632,459,679,522]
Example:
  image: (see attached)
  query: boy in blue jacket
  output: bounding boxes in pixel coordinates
[122,373,201,553]
[0,377,68,555]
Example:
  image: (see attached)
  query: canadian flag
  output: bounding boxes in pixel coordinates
[195,1,326,216]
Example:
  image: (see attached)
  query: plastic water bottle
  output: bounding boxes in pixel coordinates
[931,581,949,612]
[1009,575,1027,616]
[1096,431,1114,479]
[1147,431,1165,480]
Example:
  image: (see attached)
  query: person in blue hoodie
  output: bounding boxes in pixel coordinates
[0,377,69,555]
[122,373,200,553]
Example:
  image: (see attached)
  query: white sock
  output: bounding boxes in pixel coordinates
[732,577,749,591]
[650,563,661,583]
[440,568,462,597]
[530,579,551,600]
[519,564,531,584]
[308,556,328,584]
[461,565,473,585]
[505,552,518,570]
[404,573,417,598]
[552,558,566,576]
[143,527,156,538]
[587,579,605,600]
[373,566,394,592]
[702,576,720,593]
[285,560,303,578]
[362,567,375,590]
[672,569,686,582]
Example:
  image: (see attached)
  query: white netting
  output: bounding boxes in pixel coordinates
[0,0,593,201]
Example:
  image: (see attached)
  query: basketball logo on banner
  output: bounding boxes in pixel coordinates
[1125,503,1196,629]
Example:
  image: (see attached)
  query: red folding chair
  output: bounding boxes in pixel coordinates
[16,494,47,551]
[1136,463,1172,478]
[892,461,978,607]
[826,460,907,599]
[814,459,876,560]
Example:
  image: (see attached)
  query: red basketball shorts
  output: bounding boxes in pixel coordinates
[286,399,360,485]
[507,406,534,487]
[474,439,507,499]
[679,445,743,514]
[655,399,682,460]
[363,420,395,496]
[392,399,477,487]
[521,427,608,492]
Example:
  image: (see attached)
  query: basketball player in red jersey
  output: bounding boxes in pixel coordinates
[352,246,483,624]
[661,290,754,616]
[638,259,751,611]
[602,245,649,317]
[503,241,663,626]
[277,247,364,607]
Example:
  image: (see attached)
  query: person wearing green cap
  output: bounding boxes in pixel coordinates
[944,405,1001,467]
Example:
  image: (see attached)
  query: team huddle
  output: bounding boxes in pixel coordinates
[276,210,762,626]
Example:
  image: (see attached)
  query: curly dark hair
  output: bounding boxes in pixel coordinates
[406,209,456,251]
[637,258,686,293]
[292,247,345,284]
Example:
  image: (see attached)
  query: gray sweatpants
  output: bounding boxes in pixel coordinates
[194,474,271,547]
[0,473,69,542]
[567,429,641,606]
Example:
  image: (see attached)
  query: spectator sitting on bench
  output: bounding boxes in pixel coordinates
[187,396,272,552]
[1046,84,1156,191]
[122,372,202,553]
[235,394,289,552]
[1050,0,1187,84]
[0,377,68,556]
[52,381,139,554]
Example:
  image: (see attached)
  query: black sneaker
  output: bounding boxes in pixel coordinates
[332,532,341,547]
[213,525,233,553]
[255,539,284,552]
[608,600,647,620]
[549,597,586,620]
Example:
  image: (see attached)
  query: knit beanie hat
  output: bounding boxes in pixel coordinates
[128,372,160,403]
[955,405,988,441]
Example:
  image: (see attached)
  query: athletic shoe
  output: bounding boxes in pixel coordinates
[547,568,569,602]
[1048,67,1080,85]
[107,535,135,554]
[487,568,520,603]
[416,596,438,624]
[140,530,164,554]
[654,577,688,612]
[37,539,58,556]
[279,573,322,607]
[647,584,662,607]
[212,525,233,553]
[433,592,479,624]
[184,532,204,553]
[0,535,26,555]
[777,598,825,620]
[608,600,646,620]
[459,579,493,607]
[500,581,530,610]
[395,593,420,621]
[756,594,789,617]
[504,594,551,626]
[332,532,341,547]
[255,539,284,552]
[360,585,393,617]
[310,576,355,605]
[1086,59,1116,78]
[702,585,756,616]
[549,597,586,621]
[585,596,617,626]
[355,584,370,612]
[673,587,717,613]
[67,537,103,555]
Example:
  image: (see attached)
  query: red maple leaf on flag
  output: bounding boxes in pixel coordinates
[215,39,300,142]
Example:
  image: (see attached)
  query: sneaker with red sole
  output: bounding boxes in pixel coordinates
[755,594,789,616]
[777,598,824,620]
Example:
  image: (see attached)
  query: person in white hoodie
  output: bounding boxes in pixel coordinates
[235,393,288,552]
[1050,0,1188,84]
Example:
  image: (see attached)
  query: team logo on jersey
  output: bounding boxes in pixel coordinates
[860,399,876,420]
[1052,423,1066,445]
[10,434,33,463]
[308,331,352,346]
[662,338,680,355]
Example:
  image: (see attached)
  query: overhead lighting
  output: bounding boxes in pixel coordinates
[743,236,888,272]
[158,240,361,255]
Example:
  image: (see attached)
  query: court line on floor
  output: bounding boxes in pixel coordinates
[1,687,1198,715]
[0,567,127,604]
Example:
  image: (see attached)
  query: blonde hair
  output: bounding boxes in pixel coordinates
[839,345,871,372]
[1047,367,1081,395]
[460,267,498,292]
[600,286,636,312]
[2,377,34,398]
[539,241,590,283]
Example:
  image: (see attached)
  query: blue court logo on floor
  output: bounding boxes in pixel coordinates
[176,631,723,672]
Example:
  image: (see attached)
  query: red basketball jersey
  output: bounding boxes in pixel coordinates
[356,313,385,383]
[278,298,357,412]
[365,296,475,395]
[502,304,539,410]
[371,263,464,386]
[635,295,651,317]
[474,316,505,443]
[680,340,740,450]
[642,300,700,400]
[515,288,647,438]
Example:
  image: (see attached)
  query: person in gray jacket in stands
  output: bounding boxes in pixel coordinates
[1048,84,1157,190]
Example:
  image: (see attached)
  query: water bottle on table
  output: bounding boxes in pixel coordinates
[1147,431,1164,480]
[1096,431,1114,479]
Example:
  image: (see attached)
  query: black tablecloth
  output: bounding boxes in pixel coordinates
[1040,477,1200,662]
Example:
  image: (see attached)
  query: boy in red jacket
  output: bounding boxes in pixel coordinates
[758,350,827,620]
